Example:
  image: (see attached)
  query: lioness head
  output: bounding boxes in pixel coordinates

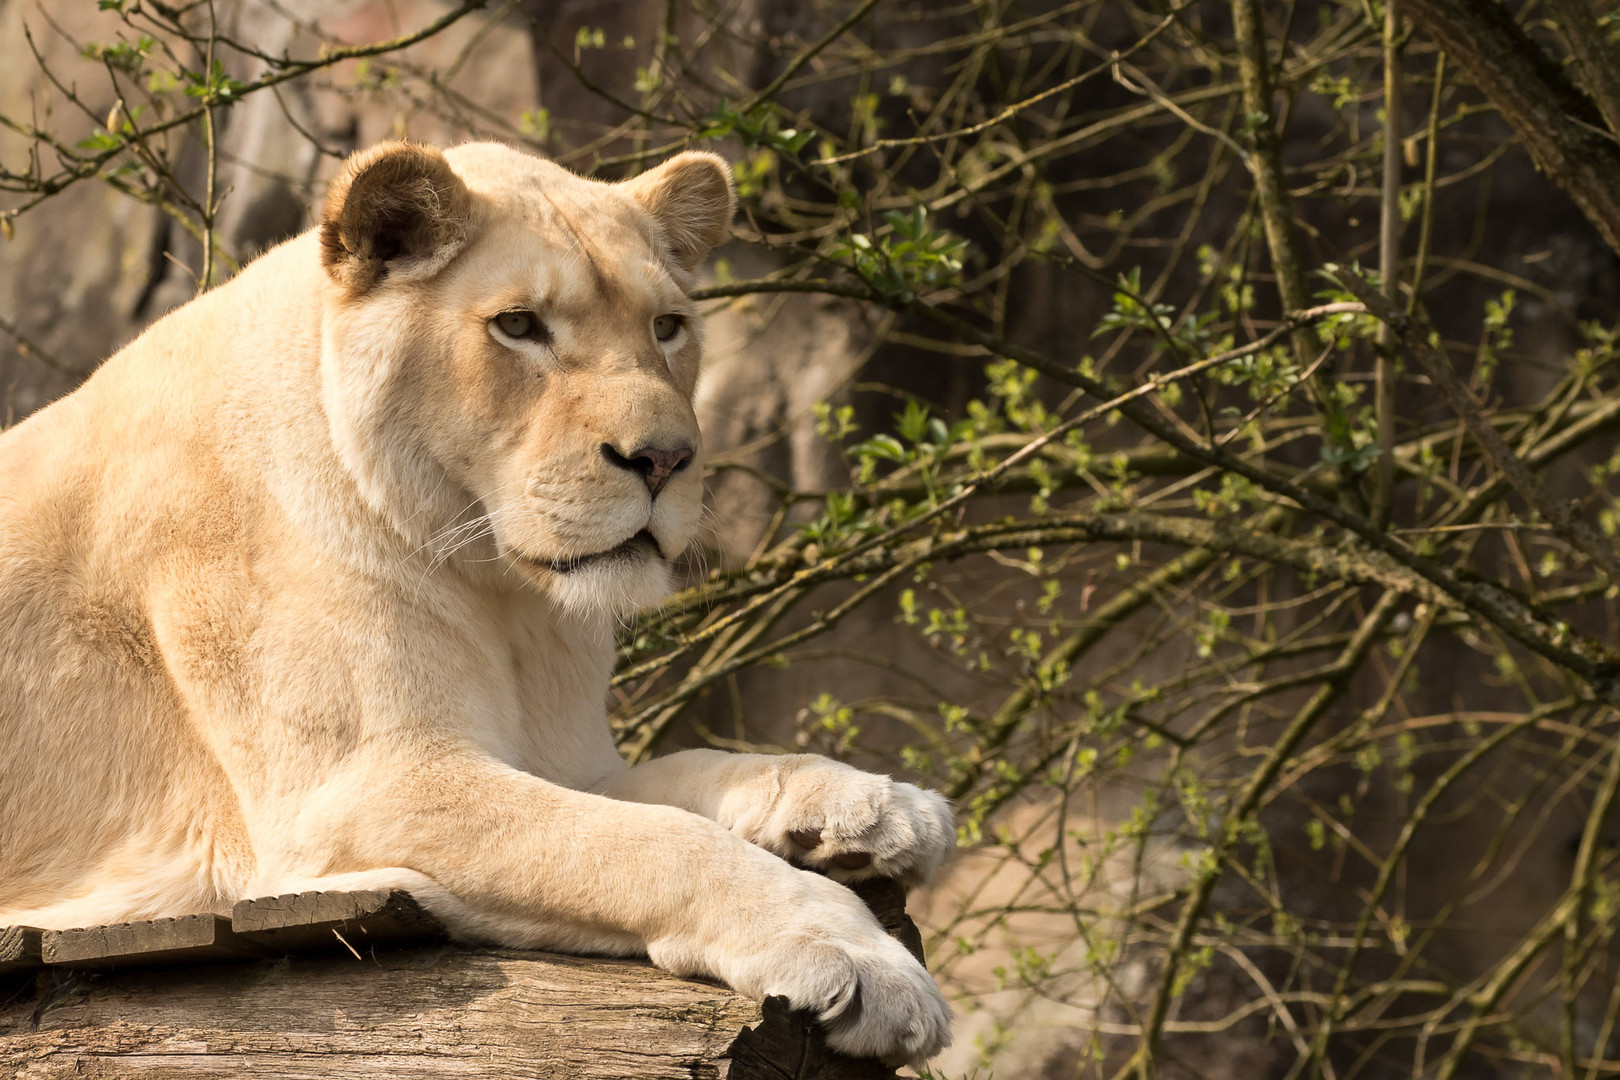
[315,141,733,617]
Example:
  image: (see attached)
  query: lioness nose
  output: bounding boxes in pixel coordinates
[602,442,694,498]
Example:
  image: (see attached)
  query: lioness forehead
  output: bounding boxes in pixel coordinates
[440,141,671,302]
[443,142,628,231]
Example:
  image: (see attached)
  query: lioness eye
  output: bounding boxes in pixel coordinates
[653,314,683,342]
[494,310,544,340]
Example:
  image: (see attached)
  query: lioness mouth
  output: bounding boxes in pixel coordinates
[532,529,661,574]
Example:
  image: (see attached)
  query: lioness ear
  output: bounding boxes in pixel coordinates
[622,151,735,274]
[320,141,472,292]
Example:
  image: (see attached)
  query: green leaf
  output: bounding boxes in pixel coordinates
[75,130,121,152]
[850,434,906,462]
[895,399,930,443]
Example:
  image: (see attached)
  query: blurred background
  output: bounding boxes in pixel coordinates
[5,1,1620,1077]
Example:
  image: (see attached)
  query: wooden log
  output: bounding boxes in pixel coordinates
[42,914,274,969]
[729,997,897,1080]
[0,880,928,1079]
[849,878,924,964]
[2,946,763,1079]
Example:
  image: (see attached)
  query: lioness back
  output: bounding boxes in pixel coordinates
[0,239,329,926]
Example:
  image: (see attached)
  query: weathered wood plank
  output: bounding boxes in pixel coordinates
[3,881,922,1078]
[231,889,444,953]
[1,946,762,1079]
[0,925,43,973]
[42,914,273,969]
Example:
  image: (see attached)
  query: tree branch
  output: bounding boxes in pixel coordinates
[1400,0,1620,253]
[1331,267,1620,587]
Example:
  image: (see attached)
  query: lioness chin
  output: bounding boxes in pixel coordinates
[0,140,953,1062]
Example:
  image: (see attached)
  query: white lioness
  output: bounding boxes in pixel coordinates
[0,141,954,1061]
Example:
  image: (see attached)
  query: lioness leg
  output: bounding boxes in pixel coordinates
[304,753,951,1061]
[602,750,955,887]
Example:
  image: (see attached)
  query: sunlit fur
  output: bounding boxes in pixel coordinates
[0,141,953,1062]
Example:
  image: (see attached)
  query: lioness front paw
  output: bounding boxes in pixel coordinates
[724,755,955,886]
[726,875,953,1063]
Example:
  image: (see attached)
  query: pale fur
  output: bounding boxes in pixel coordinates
[0,141,953,1061]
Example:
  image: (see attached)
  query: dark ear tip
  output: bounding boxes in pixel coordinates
[321,141,461,229]
[320,141,471,291]
[318,217,346,271]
